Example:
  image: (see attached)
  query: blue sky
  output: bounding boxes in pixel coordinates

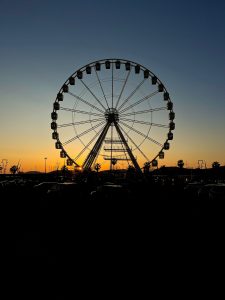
[0,0,225,171]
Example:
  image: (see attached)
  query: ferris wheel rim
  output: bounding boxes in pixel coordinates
[56,58,169,96]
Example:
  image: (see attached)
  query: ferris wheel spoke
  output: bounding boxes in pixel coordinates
[80,79,107,111]
[120,118,169,128]
[117,79,146,111]
[150,122,169,128]
[62,121,105,146]
[68,91,105,114]
[74,124,105,161]
[120,107,167,117]
[60,107,104,118]
[112,64,114,108]
[119,90,159,114]
[115,70,131,109]
[120,121,163,147]
[118,123,150,162]
[58,118,105,128]
[60,149,79,167]
[94,69,110,109]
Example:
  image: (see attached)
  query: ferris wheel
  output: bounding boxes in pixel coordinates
[51,59,175,172]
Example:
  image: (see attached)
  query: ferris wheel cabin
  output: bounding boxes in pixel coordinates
[135,65,140,74]
[51,112,57,120]
[52,132,58,140]
[69,77,75,85]
[167,101,173,110]
[57,93,63,101]
[164,142,170,150]
[115,60,121,69]
[53,102,60,110]
[77,70,83,79]
[152,76,157,84]
[168,132,173,140]
[95,62,101,71]
[159,151,165,159]
[169,112,175,120]
[105,60,110,69]
[62,84,68,93]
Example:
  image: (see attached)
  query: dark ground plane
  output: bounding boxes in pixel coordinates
[1,174,225,286]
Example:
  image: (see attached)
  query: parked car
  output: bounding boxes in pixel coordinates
[197,184,219,200]
[47,182,79,195]
[90,183,130,201]
[209,184,225,200]
[33,182,58,194]
[184,182,203,198]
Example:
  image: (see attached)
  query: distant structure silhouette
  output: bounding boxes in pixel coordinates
[212,161,220,168]
[94,163,101,172]
[198,160,206,169]
[1,159,8,174]
[10,165,19,175]
[8,160,21,175]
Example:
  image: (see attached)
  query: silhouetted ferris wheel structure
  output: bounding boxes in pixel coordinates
[51,59,175,172]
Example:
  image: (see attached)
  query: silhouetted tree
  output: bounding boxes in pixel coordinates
[111,159,117,166]
[212,161,220,168]
[177,160,184,169]
[10,165,19,175]
[94,163,101,172]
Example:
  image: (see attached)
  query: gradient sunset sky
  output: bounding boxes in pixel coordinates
[0,0,225,172]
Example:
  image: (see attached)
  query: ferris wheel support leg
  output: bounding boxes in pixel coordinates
[82,122,111,170]
[114,122,142,174]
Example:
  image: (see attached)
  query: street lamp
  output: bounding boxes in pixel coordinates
[44,157,47,174]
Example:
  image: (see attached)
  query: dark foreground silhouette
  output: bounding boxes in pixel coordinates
[2,174,225,286]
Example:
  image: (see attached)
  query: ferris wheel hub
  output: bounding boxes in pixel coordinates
[104,108,119,123]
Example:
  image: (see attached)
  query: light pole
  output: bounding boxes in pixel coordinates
[44,157,47,174]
